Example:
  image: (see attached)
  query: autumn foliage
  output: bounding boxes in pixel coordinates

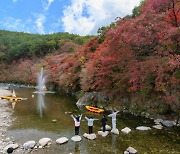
[0,0,179,116]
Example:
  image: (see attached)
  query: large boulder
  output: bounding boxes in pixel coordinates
[4,144,19,152]
[121,127,131,134]
[98,131,109,137]
[71,135,82,142]
[83,133,96,140]
[56,137,68,144]
[136,126,151,131]
[111,128,119,135]
[124,147,138,154]
[76,92,108,107]
[23,141,36,150]
[38,138,52,147]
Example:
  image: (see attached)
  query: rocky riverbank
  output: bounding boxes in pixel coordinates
[0,88,13,152]
[76,92,180,125]
[0,88,26,153]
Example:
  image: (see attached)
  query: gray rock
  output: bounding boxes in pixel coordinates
[154,119,163,125]
[136,126,151,131]
[71,135,82,142]
[56,137,68,144]
[152,125,163,130]
[4,143,18,152]
[111,128,119,135]
[83,133,96,140]
[23,141,36,150]
[125,146,138,154]
[52,119,57,123]
[76,92,108,107]
[121,127,131,134]
[98,131,109,137]
[160,120,174,127]
[38,138,52,147]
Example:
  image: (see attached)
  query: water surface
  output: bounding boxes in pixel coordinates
[7,88,180,154]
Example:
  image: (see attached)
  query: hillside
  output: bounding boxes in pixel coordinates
[0,0,179,120]
[0,30,92,62]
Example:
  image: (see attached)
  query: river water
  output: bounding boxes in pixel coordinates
[6,88,180,154]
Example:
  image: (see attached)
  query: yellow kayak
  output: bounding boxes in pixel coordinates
[85,106,104,114]
[0,96,24,101]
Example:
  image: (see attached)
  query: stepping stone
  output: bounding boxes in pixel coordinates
[39,138,52,147]
[124,146,138,154]
[98,131,109,137]
[23,141,36,150]
[71,135,82,142]
[101,125,111,131]
[154,119,163,125]
[83,133,96,140]
[4,144,18,152]
[160,120,174,127]
[136,126,151,131]
[152,125,163,130]
[56,137,68,144]
[111,128,119,135]
[121,127,131,134]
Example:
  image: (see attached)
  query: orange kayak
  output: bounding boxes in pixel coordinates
[85,106,104,114]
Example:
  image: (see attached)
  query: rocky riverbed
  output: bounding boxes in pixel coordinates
[0,88,25,153]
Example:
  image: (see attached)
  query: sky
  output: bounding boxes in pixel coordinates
[0,0,141,35]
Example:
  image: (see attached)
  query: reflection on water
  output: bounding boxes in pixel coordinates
[37,93,46,118]
[12,102,16,110]
[74,143,80,154]
[111,134,116,148]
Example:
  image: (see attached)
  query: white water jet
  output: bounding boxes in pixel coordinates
[34,67,54,94]
[37,67,47,92]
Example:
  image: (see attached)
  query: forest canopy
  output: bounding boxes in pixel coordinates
[0,30,92,62]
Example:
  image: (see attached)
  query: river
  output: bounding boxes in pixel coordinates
[4,87,180,154]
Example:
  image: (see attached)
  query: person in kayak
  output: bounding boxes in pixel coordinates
[85,116,98,134]
[101,115,107,132]
[71,114,82,135]
[108,111,119,130]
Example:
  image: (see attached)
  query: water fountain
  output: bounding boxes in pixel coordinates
[34,67,54,117]
[34,67,54,94]
[37,67,47,93]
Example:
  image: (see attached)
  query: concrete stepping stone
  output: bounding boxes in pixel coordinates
[124,146,138,154]
[152,125,163,130]
[98,131,109,137]
[101,125,111,131]
[111,128,119,135]
[136,126,151,131]
[4,143,18,152]
[23,141,36,150]
[83,133,96,140]
[39,138,52,147]
[121,127,131,134]
[56,137,68,144]
[71,135,82,142]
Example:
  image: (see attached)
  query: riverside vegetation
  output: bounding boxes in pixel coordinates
[0,0,179,122]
